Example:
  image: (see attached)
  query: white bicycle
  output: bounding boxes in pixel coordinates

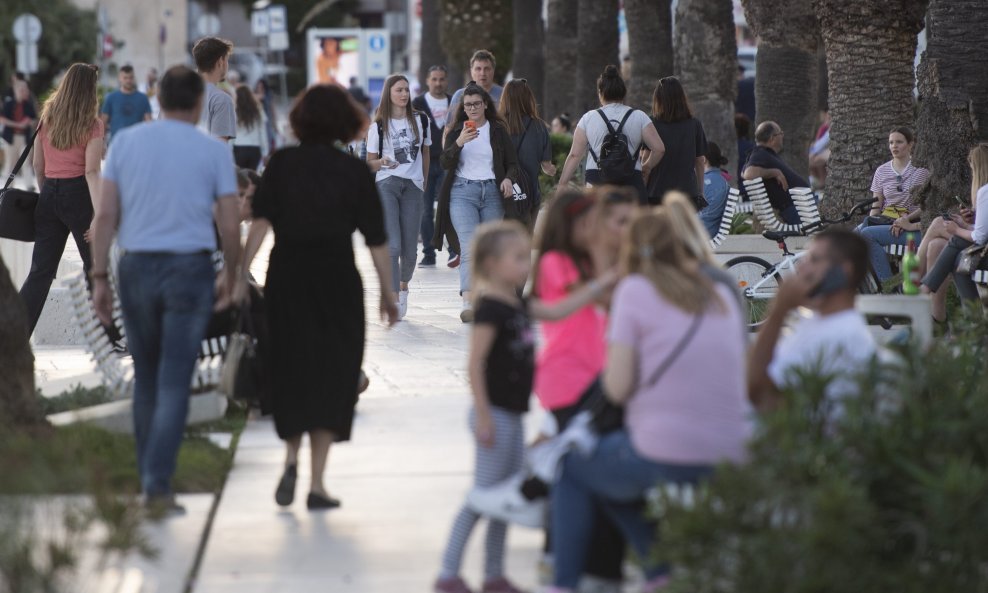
[725,198,883,330]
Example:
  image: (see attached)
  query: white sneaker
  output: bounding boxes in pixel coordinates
[398,290,409,320]
[459,301,474,323]
[467,474,545,528]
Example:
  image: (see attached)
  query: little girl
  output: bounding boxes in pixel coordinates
[435,220,614,593]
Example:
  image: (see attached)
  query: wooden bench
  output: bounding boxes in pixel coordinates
[67,269,227,422]
[708,188,742,250]
[742,178,820,232]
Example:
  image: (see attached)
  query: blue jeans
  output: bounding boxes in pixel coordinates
[449,177,504,294]
[552,430,713,588]
[855,220,915,282]
[421,159,447,259]
[378,176,424,289]
[117,252,215,497]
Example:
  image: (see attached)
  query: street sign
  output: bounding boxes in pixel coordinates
[365,32,389,78]
[268,5,287,33]
[269,31,289,51]
[197,13,221,37]
[16,42,38,74]
[12,14,42,43]
[251,10,270,36]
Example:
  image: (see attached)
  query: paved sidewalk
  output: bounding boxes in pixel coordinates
[194,241,547,592]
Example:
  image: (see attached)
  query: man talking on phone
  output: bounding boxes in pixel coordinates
[748,229,877,411]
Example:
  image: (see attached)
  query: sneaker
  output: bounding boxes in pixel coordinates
[144,494,186,520]
[467,474,546,528]
[459,302,474,324]
[435,576,476,593]
[448,253,461,268]
[483,577,528,593]
[419,254,437,267]
[398,290,409,320]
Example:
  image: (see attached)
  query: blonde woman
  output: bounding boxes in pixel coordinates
[22,63,107,334]
[548,203,752,593]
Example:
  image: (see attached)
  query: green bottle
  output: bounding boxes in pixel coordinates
[902,233,920,295]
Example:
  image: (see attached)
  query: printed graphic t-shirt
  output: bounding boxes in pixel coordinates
[367,116,431,190]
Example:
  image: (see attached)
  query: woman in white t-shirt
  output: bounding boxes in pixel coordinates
[557,65,665,204]
[367,74,431,321]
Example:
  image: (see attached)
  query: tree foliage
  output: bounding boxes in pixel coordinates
[655,314,988,593]
[438,0,514,84]
[0,0,98,96]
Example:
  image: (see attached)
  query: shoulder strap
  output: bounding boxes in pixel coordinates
[596,108,618,136]
[614,108,635,136]
[376,120,384,154]
[513,119,533,153]
[419,111,429,145]
[4,122,41,191]
[643,309,705,389]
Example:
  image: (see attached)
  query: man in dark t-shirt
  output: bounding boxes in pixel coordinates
[742,121,810,224]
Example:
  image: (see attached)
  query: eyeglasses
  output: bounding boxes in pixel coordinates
[463,101,484,110]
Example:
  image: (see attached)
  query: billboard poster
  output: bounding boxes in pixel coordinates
[306,28,391,111]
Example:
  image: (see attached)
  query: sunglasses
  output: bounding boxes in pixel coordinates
[896,174,903,193]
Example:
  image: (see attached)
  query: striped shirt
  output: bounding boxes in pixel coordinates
[870,161,930,214]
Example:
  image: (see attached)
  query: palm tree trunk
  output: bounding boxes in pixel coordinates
[439,0,514,84]
[675,0,739,176]
[625,0,674,112]
[813,0,928,218]
[512,0,545,109]
[742,0,820,180]
[545,0,580,120]
[418,0,446,88]
[913,0,988,221]
[0,255,42,427]
[575,0,619,116]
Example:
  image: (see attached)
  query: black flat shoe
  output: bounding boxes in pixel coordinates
[306,492,341,510]
[275,464,297,507]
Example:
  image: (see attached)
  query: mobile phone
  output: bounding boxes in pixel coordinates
[809,266,848,298]
[464,120,476,131]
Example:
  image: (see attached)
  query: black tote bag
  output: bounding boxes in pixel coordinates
[0,124,41,242]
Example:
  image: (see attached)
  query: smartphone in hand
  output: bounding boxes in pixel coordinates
[809,266,848,298]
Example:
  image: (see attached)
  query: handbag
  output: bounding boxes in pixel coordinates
[504,120,536,227]
[691,194,709,212]
[956,242,988,275]
[218,304,262,403]
[584,309,706,433]
[0,124,41,242]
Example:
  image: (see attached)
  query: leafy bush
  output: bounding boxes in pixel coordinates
[37,384,115,416]
[729,212,754,235]
[653,314,988,593]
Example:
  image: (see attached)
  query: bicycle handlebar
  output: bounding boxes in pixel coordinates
[811,198,876,228]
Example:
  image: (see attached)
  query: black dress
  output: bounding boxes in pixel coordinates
[646,117,708,205]
[251,143,387,441]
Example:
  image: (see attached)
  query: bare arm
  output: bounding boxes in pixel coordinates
[468,323,498,447]
[242,217,272,278]
[369,244,399,326]
[639,122,666,177]
[743,165,788,191]
[558,126,589,188]
[366,152,385,173]
[528,270,617,321]
[100,113,110,128]
[214,193,243,311]
[870,191,885,216]
[746,302,786,410]
[33,140,46,189]
[90,179,121,326]
[603,342,636,405]
[84,137,103,206]
[422,147,431,182]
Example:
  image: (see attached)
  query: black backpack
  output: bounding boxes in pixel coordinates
[376,111,431,155]
[588,108,639,185]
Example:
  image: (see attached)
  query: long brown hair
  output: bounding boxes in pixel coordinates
[651,76,693,123]
[235,85,262,131]
[621,205,723,314]
[498,79,544,136]
[373,74,420,147]
[532,189,596,295]
[970,143,988,203]
[41,63,100,150]
[662,191,716,264]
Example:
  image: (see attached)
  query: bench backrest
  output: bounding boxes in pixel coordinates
[709,187,742,249]
[742,178,820,232]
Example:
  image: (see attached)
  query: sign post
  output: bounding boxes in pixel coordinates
[12,14,42,75]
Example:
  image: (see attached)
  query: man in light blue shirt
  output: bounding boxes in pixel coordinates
[448,49,503,126]
[90,65,242,515]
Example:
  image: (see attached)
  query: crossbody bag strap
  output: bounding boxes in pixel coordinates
[643,309,705,389]
[513,118,532,153]
[4,122,41,191]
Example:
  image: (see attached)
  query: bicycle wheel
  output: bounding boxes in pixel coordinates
[725,255,781,330]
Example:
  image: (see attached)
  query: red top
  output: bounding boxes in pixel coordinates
[40,119,104,179]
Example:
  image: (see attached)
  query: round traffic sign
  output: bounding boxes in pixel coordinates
[13,14,42,43]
